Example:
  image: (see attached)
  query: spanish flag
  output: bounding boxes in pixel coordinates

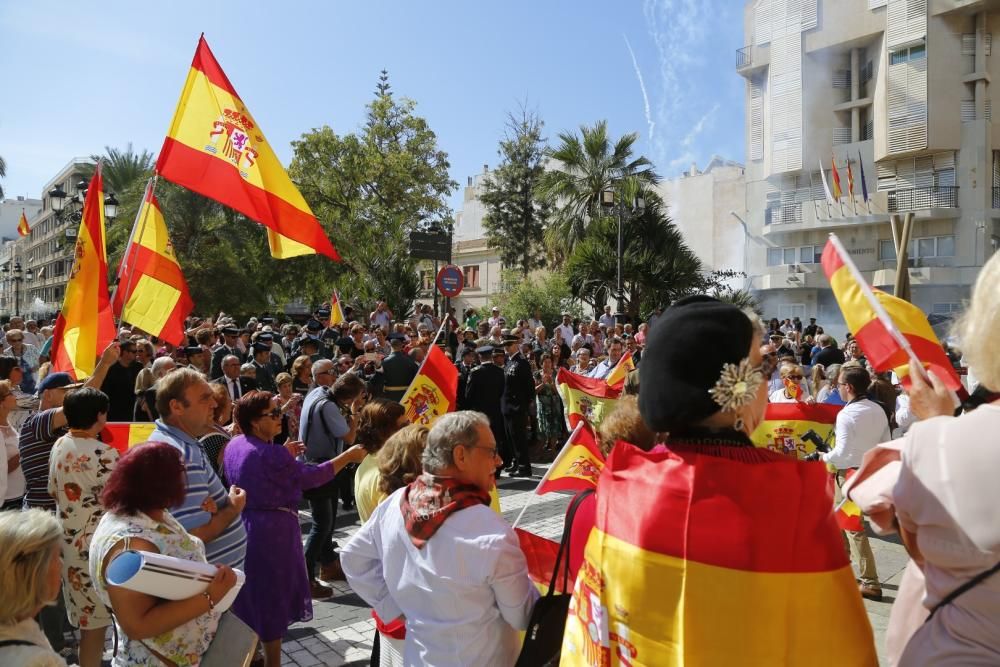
[514,528,565,593]
[112,187,194,346]
[100,422,158,454]
[17,210,30,237]
[750,402,842,459]
[561,443,877,666]
[536,422,604,495]
[835,469,865,533]
[830,155,843,200]
[329,290,345,326]
[604,350,635,388]
[557,368,621,430]
[821,234,963,392]
[847,158,856,198]
[400,343,457,426]
[156,35,340,261]
[50,165,116,380]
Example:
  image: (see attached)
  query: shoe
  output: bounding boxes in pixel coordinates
[310,579,333,599]
[503,462,517,472]
[859,584,883,601]
[513,465,533,478]
[320,559,346,582]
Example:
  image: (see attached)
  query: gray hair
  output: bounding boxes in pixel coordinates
[312,359,334,380]
[151,356,176,378]
[422,411,490,474]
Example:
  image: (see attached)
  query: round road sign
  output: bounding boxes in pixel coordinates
[436,264,464,298]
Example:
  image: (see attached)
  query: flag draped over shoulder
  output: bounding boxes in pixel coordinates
[821,234,963,392]
[17,210,30,237]
[536,422,604,495]
[604,350,635,389]
[561,443,877,666]
[100,423,157,454]
[557,368,620,429]
[401,345,457,427]
[156,35,339,261]
[112,190,193,346]
[750,402,841,459]
[50,165,116,380]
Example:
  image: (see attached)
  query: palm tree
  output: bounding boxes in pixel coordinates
[0,154,6,200]
[538,120,659,262]
[88,143,155,194]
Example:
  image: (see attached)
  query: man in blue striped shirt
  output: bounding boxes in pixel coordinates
[148,368,247,569]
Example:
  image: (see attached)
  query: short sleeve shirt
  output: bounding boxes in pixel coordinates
[18,408,66,511]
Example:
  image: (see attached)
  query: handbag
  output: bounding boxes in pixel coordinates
[514,488,594,667]
[201,610,259,667]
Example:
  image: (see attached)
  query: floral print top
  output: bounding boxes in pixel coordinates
[89,510,222,667]
[47,433,119,628]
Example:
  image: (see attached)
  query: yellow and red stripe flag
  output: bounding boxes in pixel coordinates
[604,350,635,389]
[100,422,158,454]
[112,188,194,346]
[50,165,116,380]
[556,368,621,430]
[830,155,843,200]
[400,344,458,427]
[329,290,345,326]
[156,35,339,261]
[821,234,963,392]
[847,158,856,198]
[514,528,565,593]
[750,402,841,459]
[17,210,30,237]
[561,443,877,665]
[536,422,604,495]
[835,468,865,533]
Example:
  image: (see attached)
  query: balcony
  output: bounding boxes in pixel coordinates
[764,202,803,226]
[993,186,1000,209]
[736,46,752,70]
[887,187,958,212]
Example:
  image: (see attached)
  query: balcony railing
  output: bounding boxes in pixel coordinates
[764,202,803,226]
[736,46,752,70]
[887,187,958,212]
[993,186,1000,209]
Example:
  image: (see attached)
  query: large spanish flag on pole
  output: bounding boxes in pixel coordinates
[50,165,117,380]
[156,35,340,261]
[400,344,458,427]
[556,368,621,430]
[821,233,963,392]
[561,444,877,666]
[750,402,842,460]
[112,186,194,346]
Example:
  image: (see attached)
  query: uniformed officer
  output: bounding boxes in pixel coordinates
[464,345,507,475]
[292,320,325,358]
[380,333,419,402]
[501,334,535,477]
[210,325,245,379]
[185,346,210,377]
[455,346,478,411]
[251,342,277,392]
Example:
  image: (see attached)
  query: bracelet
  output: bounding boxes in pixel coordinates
[202,591,215,611]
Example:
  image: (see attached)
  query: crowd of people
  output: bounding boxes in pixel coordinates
[0,255,996,665]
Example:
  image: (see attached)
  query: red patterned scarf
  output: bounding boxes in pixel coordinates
[400,473,491,548]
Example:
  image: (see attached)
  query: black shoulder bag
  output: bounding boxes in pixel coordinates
[302,395,339,501]
[515,488,594,667]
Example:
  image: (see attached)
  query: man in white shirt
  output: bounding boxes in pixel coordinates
[488,307,503,329]
[820,365,890,601]
[555,313,575,346]
[589,338,625,380]
[598,304,616,329]
[341,412,537,666]
[571,322,594,350]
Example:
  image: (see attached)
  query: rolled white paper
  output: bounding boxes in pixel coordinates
[106,550,245,612]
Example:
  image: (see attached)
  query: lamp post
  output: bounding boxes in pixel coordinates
[48,179,119,227]
[2,262,34,317]
[600,187,645,324]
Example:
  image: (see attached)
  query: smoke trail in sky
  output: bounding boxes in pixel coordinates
[624,35,655,146]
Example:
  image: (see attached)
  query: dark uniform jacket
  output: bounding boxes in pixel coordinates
[465,362,505,424]
[210,344,246,379]
[501,352,535,416]
[252,359,277,393]
[455,362,477,410]
[381,351,419,402]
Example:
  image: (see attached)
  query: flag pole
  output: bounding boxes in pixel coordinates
[399,315,450,401]
[111,176,157,328]
[809,170,821,221]
[511,422,584,529]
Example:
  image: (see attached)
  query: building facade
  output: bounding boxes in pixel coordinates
[738,0,1000,326]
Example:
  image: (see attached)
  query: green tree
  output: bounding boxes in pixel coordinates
[492,269,582,329]
[479,109,550,277]
[538,120,659,262]
[0,154,6,199]
[85,143,155,194]
[564,200,705,320]
[289,70,456,317]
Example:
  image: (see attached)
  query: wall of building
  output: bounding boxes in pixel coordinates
[0,197,43,241]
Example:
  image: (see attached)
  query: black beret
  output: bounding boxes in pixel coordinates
[251,342,271,354]
[476,345,494,355]
[305,320,323,332]
[639,296,756,433]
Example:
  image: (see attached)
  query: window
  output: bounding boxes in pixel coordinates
[932,303,961,315]
[879,239,897,260]
[462,264,480,289]
[878,235,954,261]
[778,303,806,320]
[799,246,822,264]
[767,247,799,266]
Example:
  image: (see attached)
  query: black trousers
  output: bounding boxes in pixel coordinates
[504,411,531,468]
[489,416,510,468]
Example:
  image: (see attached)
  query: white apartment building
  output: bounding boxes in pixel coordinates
[738,0,1000,325]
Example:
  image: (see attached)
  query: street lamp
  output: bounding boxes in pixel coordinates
[2,261,32,317]
[47,182,119,226]
[600,186,645,324]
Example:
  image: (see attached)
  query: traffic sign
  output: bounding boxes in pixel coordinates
[409,231,451,261]
[436,264,464,298]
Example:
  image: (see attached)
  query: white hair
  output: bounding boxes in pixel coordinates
[151,356,176,378]
[954,251,1000,390]
[422,411,490,474]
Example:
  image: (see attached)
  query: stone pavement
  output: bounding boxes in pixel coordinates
[282,464,909,666]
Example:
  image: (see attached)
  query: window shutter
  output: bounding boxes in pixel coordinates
[887,0,926,49]
[770,33,803,173]
[801,0,817,30]
[755,0,772,46]
[907,49,928,149]
[877,162,896,191]
[833,69,852,88]
[961,99,976,122]
[750,78,765,161]
[962,34,976,56]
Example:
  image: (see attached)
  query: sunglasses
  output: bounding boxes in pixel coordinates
[8,337,22,342]
[786,374,803,380]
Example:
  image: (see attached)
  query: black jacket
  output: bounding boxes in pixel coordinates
[465,363,504,424]
[501,353,535,416]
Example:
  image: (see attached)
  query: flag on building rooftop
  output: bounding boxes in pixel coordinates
[400,343,458,427]
[113,187,194,346]
[156,35,340,261]
[560,443,877,665]
[17,210,30,237]
[750,402,842,460]
[847,158,856,198]
[556,368,621,430]
[821,233,963,393]
[830,155,843,200]
[329,290,345,326]
[100,422,158,454]
[535,422,605,495]
[604,350,635,389]
[50,164,117,380]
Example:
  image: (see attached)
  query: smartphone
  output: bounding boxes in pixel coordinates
[364,352,377,362]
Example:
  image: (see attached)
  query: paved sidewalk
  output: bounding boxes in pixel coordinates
[281,466,908,666]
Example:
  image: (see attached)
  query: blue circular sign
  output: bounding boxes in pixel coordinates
[436,264,464,297]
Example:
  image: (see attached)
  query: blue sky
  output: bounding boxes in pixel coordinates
[0,0,746,213]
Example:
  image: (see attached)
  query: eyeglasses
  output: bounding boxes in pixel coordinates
[467,444,499,458]
[263,409,282,419]
[315,370,333,376]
